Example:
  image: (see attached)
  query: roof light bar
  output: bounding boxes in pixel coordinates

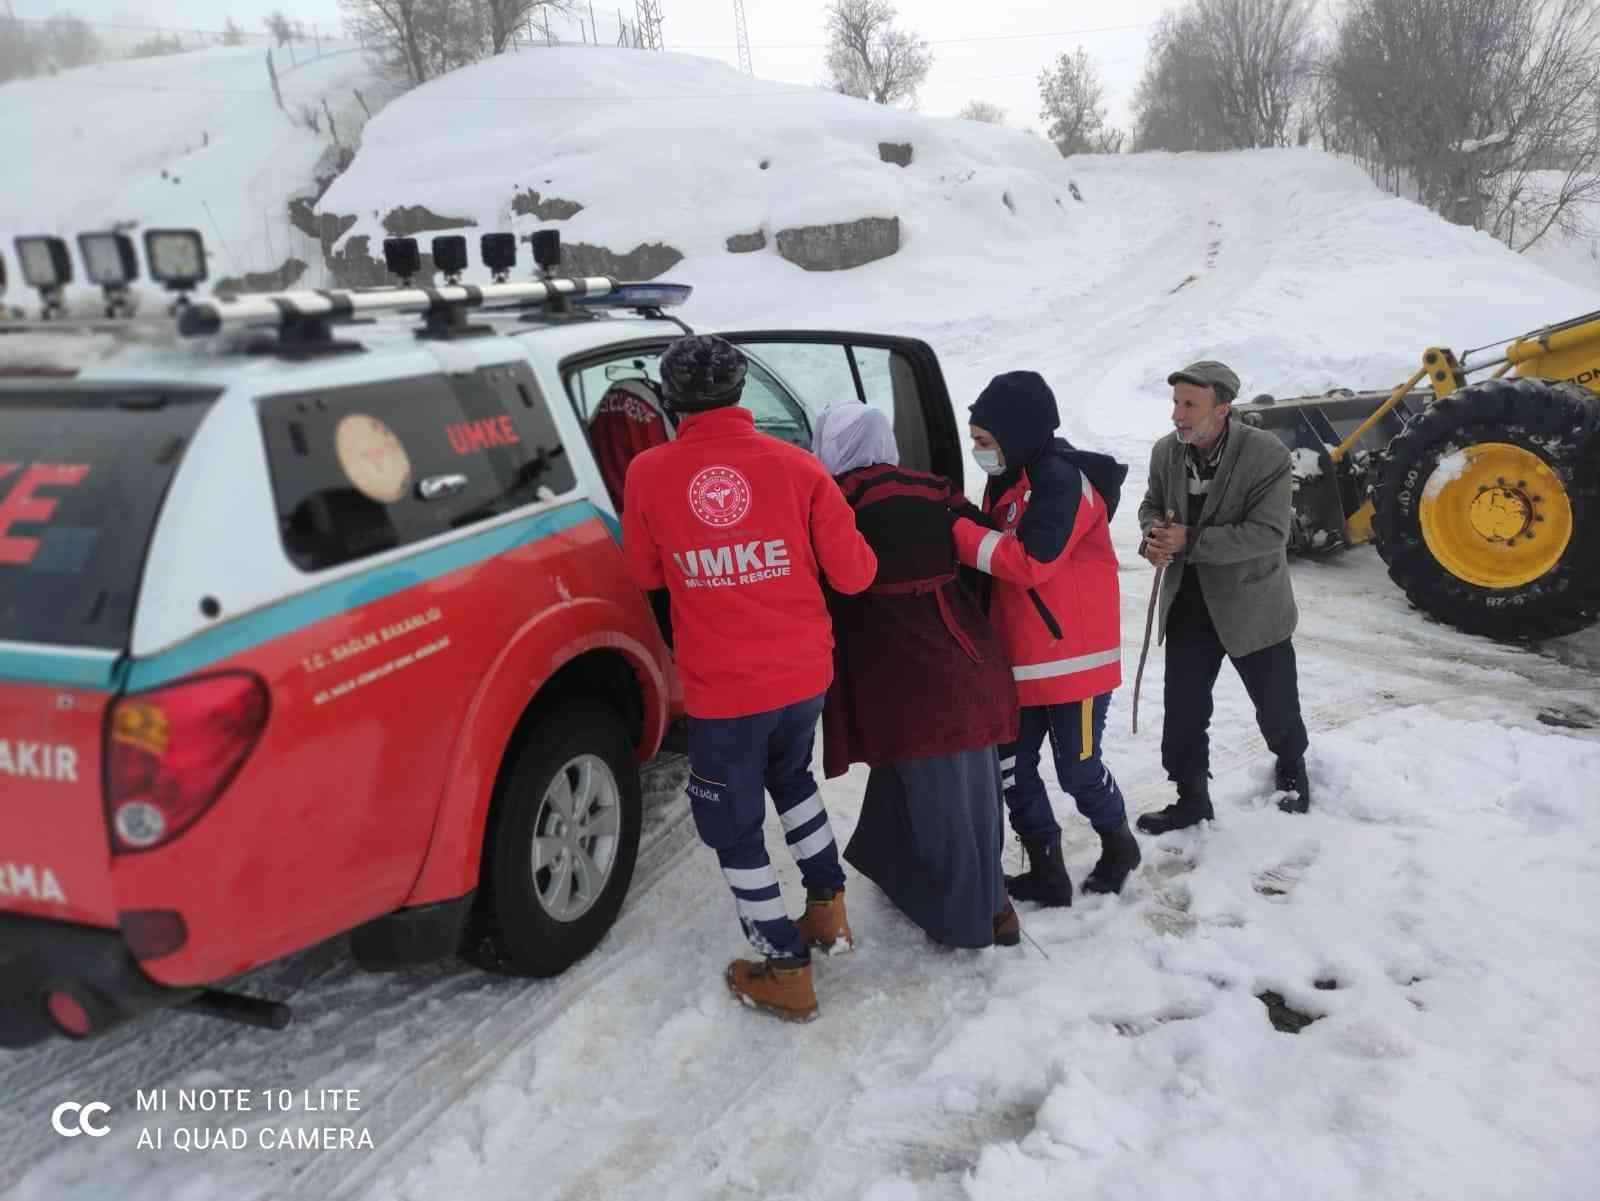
[529,230,561,276]
[178,276,619,338]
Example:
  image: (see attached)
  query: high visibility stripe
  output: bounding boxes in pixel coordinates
[791,823,836,861]
[975,529,1003,575]
[1012,647,1120,682]
[1079,469,1099,510]
[779,793,824,833]
[736,894,789,922]
[999,755,1017,770]
[723,864,778,892]
[1080,698,1093,761]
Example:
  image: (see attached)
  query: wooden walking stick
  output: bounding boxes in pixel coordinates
[1133,511,1175,735]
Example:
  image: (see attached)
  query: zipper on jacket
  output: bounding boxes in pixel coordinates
[1026,587,1063,639]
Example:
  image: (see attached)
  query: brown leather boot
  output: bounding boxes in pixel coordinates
[726,956,818,1022]
[794,887,855,954]
[993,898,1021,947]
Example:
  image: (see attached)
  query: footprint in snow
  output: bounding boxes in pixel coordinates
[1252,839,1322,899]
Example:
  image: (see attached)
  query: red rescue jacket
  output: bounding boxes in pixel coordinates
[622,406,877,719]
[952,448,1123,707]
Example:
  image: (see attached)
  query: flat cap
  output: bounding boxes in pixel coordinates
[1167,360,1240,402]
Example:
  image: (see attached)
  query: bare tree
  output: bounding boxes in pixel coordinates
[1132,0,1317,151]
[958,99,1007,124]
[40,13,101,70]
[1196,0,1318,148]
[264,10,295,48]
[1327,0,1600,249]
[0,16,41,83]
[1038,47,1113,155]
[484,0,578,54]
[823,0,933,107]
[1132,8,1233,151]
[221,17,246,46]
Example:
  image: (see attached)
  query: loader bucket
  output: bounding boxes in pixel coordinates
[1233,388,1430,552]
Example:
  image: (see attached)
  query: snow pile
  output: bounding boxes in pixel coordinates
[317,46,1077,290]
[0,43,395,294]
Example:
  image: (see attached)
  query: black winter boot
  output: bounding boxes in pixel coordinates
[1005,836,1073,908]
[1136,777,1214,835]
[1081,820,1142,894]
[1275,759,1311,814]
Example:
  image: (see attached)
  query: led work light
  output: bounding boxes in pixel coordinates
[431,235,468,285]
[481,232,517,282]
[14,236,72,318]
[528,230,561,276]
[78,232,138,286]
[78,231,140,317]
[383,237,421,286]
[144,229,207,292]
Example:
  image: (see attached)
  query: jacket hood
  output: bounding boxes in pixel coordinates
[1056,441,1127,520]
[969,371,1059,479]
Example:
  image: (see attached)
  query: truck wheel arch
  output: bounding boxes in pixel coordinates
[402,598,668,905]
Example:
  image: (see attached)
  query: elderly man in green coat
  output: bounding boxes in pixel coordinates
[1137,360,1311,833]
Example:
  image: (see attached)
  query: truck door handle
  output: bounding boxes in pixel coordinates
[417,474,468,501]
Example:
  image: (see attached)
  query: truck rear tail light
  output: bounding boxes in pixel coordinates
[105,672,270,854]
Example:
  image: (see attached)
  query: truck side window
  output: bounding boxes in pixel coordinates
[259,368,577,573]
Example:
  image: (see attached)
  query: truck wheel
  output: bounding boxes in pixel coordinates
[1371,377,1600,640]
[463,702,642,977]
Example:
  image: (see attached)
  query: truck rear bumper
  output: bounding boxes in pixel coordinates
[0,913,198,1047]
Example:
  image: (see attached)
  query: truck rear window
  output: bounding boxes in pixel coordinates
[0,387,215,649]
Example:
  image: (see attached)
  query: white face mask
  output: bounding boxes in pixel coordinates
[972,447,1005,476]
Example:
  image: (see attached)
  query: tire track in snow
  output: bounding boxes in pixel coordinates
[0,758,694,1198]
[278,779,699,1201]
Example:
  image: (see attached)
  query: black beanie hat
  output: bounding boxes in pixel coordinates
[969,371,1060,470]
[660,335,748,411]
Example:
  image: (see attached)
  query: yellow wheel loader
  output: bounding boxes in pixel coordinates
[1234,310,1600,641]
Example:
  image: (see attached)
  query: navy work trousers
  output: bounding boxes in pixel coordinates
[999,691,1127,841]
[685,692,843,961]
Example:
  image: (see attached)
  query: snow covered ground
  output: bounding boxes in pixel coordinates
[5,47,1600,1201]
[0,41,396,293]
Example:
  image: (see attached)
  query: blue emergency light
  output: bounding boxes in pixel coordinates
[575,283,693,309]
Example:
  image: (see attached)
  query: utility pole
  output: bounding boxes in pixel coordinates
[635,0,663,51]
[733,0,752,75]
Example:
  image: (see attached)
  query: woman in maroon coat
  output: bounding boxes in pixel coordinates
[814,404,1022,948]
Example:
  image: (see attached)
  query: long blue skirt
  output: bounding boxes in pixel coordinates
[843,746,1007,948]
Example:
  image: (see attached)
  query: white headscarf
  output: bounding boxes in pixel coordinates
[813,404,900,476]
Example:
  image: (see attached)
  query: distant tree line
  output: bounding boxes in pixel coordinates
[1128,0,1600,252]
[339,0,582,87]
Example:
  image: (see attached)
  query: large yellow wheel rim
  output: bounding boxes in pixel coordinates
[1418,442,1573,588]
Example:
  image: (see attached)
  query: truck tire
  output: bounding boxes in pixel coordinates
[1371,377,1600,640]
[462,702,642,977]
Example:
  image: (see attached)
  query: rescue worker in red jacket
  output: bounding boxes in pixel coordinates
[622,335,878,1022]
[949,371,1141,905]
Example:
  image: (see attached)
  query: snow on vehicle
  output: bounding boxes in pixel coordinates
[0,228,962,1047]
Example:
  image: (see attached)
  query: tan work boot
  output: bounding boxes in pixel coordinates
[794,887,855,954]
[993,898,1021,947]
[726,956,818,1022]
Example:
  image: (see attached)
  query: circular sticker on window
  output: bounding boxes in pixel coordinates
[335,413,412,504]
